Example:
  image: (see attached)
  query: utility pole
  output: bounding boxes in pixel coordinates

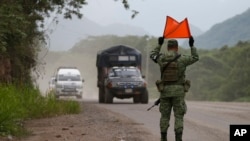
[145,39,150,83]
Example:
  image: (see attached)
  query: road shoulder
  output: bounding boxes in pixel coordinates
[4,102,157,141]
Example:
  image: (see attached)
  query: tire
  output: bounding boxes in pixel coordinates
[133,95,141,103]
[141,90,149,104]
[105,88,113,103]
[99,87,105,103]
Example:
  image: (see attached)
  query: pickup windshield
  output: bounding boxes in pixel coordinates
[110,68,140,77]
[58,75,81,81]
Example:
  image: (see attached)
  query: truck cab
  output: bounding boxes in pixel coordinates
[104,66,148,103]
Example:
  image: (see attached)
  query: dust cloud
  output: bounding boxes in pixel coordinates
[36,47,99,100]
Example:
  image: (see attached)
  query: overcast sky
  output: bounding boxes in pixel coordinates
[82,0,250,36]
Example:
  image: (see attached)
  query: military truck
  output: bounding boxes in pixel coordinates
[96,45,148,104]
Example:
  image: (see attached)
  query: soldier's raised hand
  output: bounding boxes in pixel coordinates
[189,36,194,47]
[158,37,164,46]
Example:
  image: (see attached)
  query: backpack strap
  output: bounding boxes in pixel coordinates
[160,54,181,79]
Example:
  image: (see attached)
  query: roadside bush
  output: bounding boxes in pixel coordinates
[0,85,80,136]
[0,85,26,136]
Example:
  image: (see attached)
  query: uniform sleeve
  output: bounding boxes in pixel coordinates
[150,45,162,63]
[183,46,199,66]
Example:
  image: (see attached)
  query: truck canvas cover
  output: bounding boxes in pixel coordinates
[96,45,141,67]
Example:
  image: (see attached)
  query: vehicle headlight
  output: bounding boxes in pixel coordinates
[138,81,146,87]
[106,82,113,88]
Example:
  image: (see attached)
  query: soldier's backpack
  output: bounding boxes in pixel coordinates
[161,54,181,82]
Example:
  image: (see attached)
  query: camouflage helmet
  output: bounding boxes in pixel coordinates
[167,39,178,48]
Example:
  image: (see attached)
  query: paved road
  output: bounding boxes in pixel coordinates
[90,99,250,141]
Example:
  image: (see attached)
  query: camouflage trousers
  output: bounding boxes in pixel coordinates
[159,96,186,134]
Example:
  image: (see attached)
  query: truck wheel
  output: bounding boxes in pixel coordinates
[99,88,105,103]
[141,90,149,104]
[105,88,113,103]
[133,95,140,103]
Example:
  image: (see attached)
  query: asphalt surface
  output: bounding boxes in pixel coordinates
[87,99,250,141]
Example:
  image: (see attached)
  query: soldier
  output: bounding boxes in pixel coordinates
[150,36,199,141]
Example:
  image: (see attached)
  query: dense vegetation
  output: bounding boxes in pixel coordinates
[0,0,88,85]
[0,0,87,137]
[187,41,250,101]
[0,85,80,136]
[51,35,250,102]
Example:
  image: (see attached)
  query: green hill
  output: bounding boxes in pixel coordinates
[195,8,250,49]
[187,41,250,101]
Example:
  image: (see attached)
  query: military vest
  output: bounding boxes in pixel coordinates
[161,61,179,82]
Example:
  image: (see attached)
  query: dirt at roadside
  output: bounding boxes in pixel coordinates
[2,102,157,141]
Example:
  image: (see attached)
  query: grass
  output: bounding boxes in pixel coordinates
[0,84,80,137]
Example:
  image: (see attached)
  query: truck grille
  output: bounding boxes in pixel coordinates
[117,82,141,87]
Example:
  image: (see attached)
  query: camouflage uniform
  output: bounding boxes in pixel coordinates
[150,39,199,141]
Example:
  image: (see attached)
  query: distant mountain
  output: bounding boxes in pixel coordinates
[195,8,250,49]
[47,16,149,51]
[190,24,204,36]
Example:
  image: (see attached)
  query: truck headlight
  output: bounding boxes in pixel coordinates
[138,82,146,87]
[106,82,112,88]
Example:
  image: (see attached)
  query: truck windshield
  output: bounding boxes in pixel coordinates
[58,75,81,81]
[112,68,140,77]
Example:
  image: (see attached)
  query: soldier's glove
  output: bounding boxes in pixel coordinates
[189,36,194,47]
[158,37,164,46]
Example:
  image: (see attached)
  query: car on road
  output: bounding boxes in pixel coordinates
[54,67,84,99]
[104,66,148,103]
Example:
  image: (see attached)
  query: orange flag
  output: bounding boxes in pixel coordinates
[163,16,191,38]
